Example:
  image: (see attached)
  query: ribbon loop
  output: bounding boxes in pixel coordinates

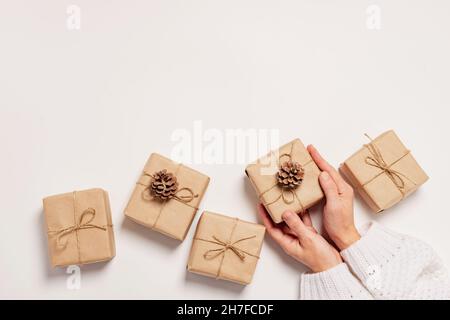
[281,189,295,205]
[174,187,198,203]
[78,208,96,226]
[278,152,292,162]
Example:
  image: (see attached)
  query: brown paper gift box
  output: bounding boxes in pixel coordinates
[125,153,210,241]
[340,130,429,213]
[187,211,265,285]
[43,188,116,268]
[245,139,324,223]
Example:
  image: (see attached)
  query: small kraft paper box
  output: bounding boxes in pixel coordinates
[340,130,429,213]
[187,211,265,285]
[125,153,210,241]
[43,188,116,268]
[245,139,324,223]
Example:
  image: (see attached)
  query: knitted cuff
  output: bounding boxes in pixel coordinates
[300,263,372,300]
[340,222,405,285]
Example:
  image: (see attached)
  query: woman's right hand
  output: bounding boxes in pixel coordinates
[258,205,343,273]
[307,145,361,250]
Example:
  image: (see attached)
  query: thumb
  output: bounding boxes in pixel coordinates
[319,171,339,201]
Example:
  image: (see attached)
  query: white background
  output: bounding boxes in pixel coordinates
[1,0,449,299]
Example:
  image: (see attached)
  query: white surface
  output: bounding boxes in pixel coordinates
[1,0,449,299]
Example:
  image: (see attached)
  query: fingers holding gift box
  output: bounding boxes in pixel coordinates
[187,211,266,285]
[125,153,210,241]
[245,139,324,223]
[43,188,116,268]
[340,130,429,213]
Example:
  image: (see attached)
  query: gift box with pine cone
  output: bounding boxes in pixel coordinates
[245,139,324,223]
[340,130,429,213]
[43,188,116,267]
[187,211,265,285]
[125,153,210,241]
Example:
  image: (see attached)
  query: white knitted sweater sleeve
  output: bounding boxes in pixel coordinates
[300,222,450,300]
[341,221,450,300]
[299,263,373,299]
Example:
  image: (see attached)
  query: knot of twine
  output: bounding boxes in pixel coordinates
[363,134,415,195]
[202,235,257,261]
[53,208,107,248]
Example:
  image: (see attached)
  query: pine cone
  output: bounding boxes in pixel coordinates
[150,169,179,200]
[277,161,305,189]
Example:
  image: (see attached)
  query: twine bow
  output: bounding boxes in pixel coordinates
[54,208,107,248]
[363,134,415,195]
[138,164,200,228]
[256,142,311,211]
[202,235,257,261]
[194,217,260,280]
[140,167,198,206]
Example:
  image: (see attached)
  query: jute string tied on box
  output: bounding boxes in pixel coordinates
[258,142,312,213]
[138,164,199,227]
[194,218,259,279]
[47,191,112,264]
[362,134,416,197]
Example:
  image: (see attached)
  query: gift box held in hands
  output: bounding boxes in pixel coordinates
[245,139,324,223]
[125,153,210,241]
[340,130,429,213]
[187,211,265,285]
[43,188,116,268]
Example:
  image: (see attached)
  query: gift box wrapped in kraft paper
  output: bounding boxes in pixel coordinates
[187,211,265,285]
[43,188,116,268]
[245,139,324,224]
[125,153,210,241]
[340,130,429,213]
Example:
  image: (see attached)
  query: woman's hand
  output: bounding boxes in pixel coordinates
[258,205,342,273]
[307,145,360,250]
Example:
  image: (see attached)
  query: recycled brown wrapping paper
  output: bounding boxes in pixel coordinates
[125,153,210,241]
[245,139,324,223]
[187,211,265,285]
[340,130,429,213]
[43,188,116,268]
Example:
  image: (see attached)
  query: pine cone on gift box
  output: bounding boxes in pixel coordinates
[277,161,305,189]
[150,169,179,200]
